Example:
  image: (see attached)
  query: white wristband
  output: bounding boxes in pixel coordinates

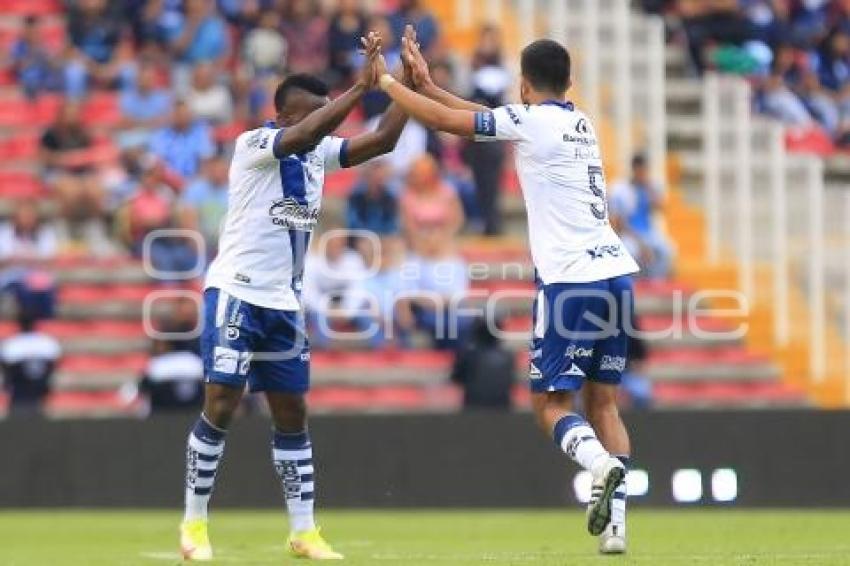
[379,74,396,90]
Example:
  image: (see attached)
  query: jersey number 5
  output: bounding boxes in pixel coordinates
[587,165,607,221]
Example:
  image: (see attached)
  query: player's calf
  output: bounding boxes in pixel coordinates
[180,414,227,561]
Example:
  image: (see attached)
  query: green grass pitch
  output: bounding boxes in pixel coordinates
[2,509,850,565]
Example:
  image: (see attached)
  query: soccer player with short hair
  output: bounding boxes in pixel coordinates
[375,31,639,554]
[180,33,413,561]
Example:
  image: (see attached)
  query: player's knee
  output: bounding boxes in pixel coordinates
[531,391,574,432]
[268,393,307,433]
[585,396,619,426]
[202,387,241,429]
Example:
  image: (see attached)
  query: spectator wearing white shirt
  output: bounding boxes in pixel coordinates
[186,62,233,124]
[303,233,368,348]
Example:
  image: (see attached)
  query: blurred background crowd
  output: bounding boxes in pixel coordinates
[642,0,850,151]
[0,0,678,416]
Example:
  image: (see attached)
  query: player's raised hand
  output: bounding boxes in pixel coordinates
[357,32,381,89]
[401,26,431,89]
[373,52,390,81]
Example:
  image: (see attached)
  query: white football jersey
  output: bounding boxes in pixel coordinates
[474,101,639,284]
[205,123,347,311]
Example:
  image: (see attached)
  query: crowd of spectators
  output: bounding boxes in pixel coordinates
[641,0,850,149]
[0,1,673,416]
[1,0,503,361]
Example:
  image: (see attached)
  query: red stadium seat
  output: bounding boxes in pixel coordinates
[324,169,358,197]
[0,170,43,198]
[0,0,62,16]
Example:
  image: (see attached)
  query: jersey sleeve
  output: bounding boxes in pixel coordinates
[320,135,350,173]
[235,128,286,169]
[473,104,528,142]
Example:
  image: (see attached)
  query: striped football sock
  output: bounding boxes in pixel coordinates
[184,414,227,521]
[272,430,316,533]
[611,455,630,533]
[552,414,611,476]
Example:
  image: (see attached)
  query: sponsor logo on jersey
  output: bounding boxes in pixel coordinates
[563,133,596,145]
[600,355,627,372]
[234,272,251,284]
[269,197,320,230]
[506,106,521,125]
[586,244,623,259]
[565,345,594,359]
[529,362,543,379]
[245,129,268,149]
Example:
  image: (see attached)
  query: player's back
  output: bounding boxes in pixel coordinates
[475,101,638,284]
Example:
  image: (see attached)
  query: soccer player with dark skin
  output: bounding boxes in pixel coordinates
[181,32,420,561]
[370,28,635,554]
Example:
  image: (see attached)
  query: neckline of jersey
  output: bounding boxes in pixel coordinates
[540,100,574,110]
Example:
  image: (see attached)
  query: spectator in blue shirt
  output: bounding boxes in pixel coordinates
[346,159,399,236]
[169,0,229,65]
[120,63,172,134]
[609,154,672,279]
[9,16,64,98]
[67,0,121,64]
[180,154,229,257]
[388,0,439,54]
[149,100,215,179]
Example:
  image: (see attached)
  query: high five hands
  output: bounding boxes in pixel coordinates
[357,31,382,89]
[367,24,429,91]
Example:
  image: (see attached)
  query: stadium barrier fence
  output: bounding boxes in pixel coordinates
[2,411,848,508]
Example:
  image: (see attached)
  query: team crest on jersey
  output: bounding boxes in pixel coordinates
[246,129,270,149]
[269,197,320,230]
[575,118,589,134]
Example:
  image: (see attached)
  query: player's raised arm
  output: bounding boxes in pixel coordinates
[402,28,488,114]
[375,53,477,138]
[338,38,417,167]
[274,34,381,156]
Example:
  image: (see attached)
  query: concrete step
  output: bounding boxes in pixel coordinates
[665,78,702,114]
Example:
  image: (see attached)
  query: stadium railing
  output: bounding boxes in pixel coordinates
[700,72,850,404]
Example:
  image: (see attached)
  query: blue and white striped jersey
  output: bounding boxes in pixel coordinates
[474,101,639,284]
[205,124,347,311]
